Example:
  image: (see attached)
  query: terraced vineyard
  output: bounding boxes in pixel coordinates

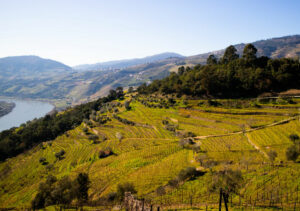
[0,95,300,210]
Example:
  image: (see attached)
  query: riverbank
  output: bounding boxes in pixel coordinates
[0,98,54,132]
[0,101,15,118]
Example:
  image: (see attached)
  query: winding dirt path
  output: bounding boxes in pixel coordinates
[193,115,300,140]
[244,133,268,158]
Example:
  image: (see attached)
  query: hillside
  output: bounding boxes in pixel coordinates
[0,101,15,117]
[73,52,184,71]
[0,35,299,108]
[1,47,300,209]
[0,93,300,209]
[0,56,72,77]
[185,35,300,64]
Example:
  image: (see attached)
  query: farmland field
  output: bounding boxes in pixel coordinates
[0,96,300,210]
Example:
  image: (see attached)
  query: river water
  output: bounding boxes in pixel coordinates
[0,98,54,132]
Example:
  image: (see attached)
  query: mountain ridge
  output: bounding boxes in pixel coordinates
[0,35,299,107]
[73,52,184,71]
[186,34,300,64]
[0,55,72,77]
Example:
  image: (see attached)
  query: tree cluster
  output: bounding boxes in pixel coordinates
[113,114,135,126]
[138,44,300,98]
[286,133,300,162]
[168,167,203,188]
[31,173,90,209]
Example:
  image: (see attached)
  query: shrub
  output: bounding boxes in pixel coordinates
[128,87,134,93]
[0,164,11,180]
[39,157,48,165]
[192,145,201,153]
[179,138,195,148]
[156,186,166,196]
[276,97,287,105]
[99,147,114,158]
[88,134,99,143]
[162,120,169,125]
[116,182,136,201]
[107,192,117,201]
[168,178,179,187]
[207,100,222,107]
[267,150,277,163]
[164,125,176,132]
[124,101,131,110]
[289,134,300,143]
[113,115,135,125]
[45,164,54,171]
[183,131,196,138]
[286,146,299,162]
[202,159,218,168]
[96,115,110,124]
[55,150,65,160]
[39,143,46,150]
[73,173,90,204]
[178,167,198,181]
[99,134,107,142]
[82,127,89,134]
[209,169,243,197]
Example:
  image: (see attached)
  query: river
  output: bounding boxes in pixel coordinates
[0,98,54,132]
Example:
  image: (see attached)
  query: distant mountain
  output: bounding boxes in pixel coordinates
[0,35,299,107]
[73,52,184,71]
[0,55,72,77]
[185,35,300,64]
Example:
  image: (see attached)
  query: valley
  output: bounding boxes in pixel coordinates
[2,0,300,209]
[0,37,300,210]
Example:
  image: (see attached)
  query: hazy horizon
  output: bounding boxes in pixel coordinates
[1,0,300,66]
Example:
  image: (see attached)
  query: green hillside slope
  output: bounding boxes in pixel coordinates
[1,95,300,209]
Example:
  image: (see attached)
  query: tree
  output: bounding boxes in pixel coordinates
[289,134,300,143]
[108,89,117,100]
[128,86,134,93]
[267,150,277,164]
[221,45,239,64]
[178,66,185,75]
[243,44,257,61]
[73,173,90,204]
[88,134,99,143]
[286,145,299,162]
[177,167,198,181]
[39,157,48,165]
[31,192,45,209]
[31,173,92,209]
[99,147,114,158]
[51,176,73,205]
[209,169,243,202]
[124,101,131,110]
[55,150,65,160]
[116,182,136,201]
[156,186,166,196]
[116,87,124,99]
[207,54,218,65]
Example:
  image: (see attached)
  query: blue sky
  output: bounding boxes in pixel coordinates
[0,0,300,66]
